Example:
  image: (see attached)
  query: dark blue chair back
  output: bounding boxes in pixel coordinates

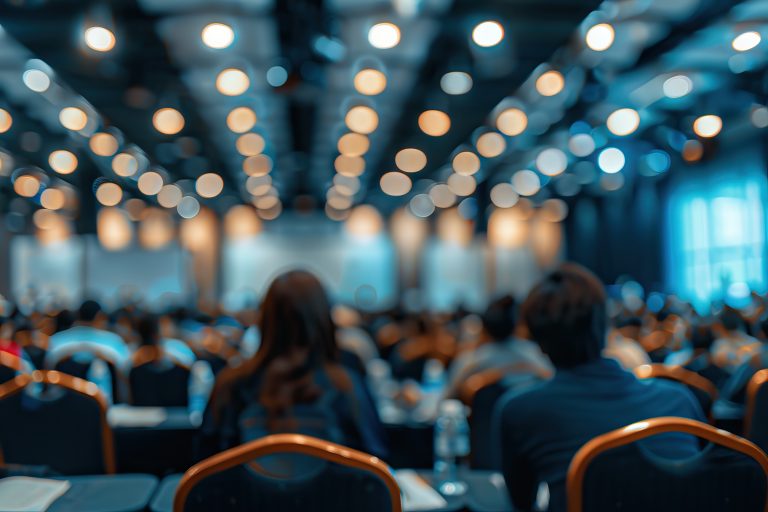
[173,434,401,512]
[568,417,768,512]
[129,360,190,407]
[0,371,115,475]
[746,369,768,454]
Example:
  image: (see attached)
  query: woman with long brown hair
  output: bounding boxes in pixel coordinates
[200,270,387,459]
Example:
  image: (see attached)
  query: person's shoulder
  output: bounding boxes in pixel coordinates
[497,378,552,414]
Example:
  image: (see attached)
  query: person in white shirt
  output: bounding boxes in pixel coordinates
[711,307,760,372]
[46,300,130,374]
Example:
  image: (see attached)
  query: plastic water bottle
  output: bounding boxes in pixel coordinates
[433,399,469,496]
[188,360,214,425]
[87,358,113,405]
[417,359,446,421]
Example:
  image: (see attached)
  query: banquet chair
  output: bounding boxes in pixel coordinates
[0,352,26,386]
[459,363,551,469]
[566,417,768,512]
[0,370,115,474]
[634,363,718,420]
[173,433,401,512]
[745,369,768,453]
[129,346,191,407]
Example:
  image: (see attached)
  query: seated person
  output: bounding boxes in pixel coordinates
[603,316,650,370]
[446,295,553,398]
[711,307,760,372]
[135,313,197,368]
[45,300,131,374]
[496,263,705,512]
[202,270,387,460]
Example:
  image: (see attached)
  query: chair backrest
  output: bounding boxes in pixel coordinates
[459,363,551,469]
[745,369,768,453]
[129,346,191,407]
[634,363,718,419]
[567,417,768,512]
[173,433,401,512]
[53,352,123,403]
[0,370,115,474]
[0,352,26,386]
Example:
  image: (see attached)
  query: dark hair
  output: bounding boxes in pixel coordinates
[615,316,642,329]
[521,262,607,368]
[211,270,351,428]
[54,309,75,332]
[136,314,160,347]
[720,307,745,332]
[78,300,103,323]
[690,322,715,350]
[482,295,517,341]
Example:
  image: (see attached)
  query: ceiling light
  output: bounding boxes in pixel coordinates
[472,21,504,47]
[693,114,722,138]
[22,69,50,92]
[585,23,614,51]
[418,110,450,136]
[152,108,185,135]
[606,108,640,136]
[440,72,473,95]
[59,107,88,131]
[732,31,761,52]
[201,23,234,49]
[84,26,115,52]
[535,70,565,96]
[662,75,692,98]
[49,150,78,174]
[496,108,527,136]
[598,147,625,173]
[216,68,249,96]
[354,69,387,96]
[368,23,401,49]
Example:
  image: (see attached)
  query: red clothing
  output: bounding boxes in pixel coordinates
[0,339,21,358]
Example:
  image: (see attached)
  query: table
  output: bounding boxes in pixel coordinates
[150,470,512,512]
[111,405,437,473]
[111,407,199,475]
[47,474,158,512]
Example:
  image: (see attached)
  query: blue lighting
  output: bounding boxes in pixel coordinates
[644,150,670,173]
[666,160,768,312]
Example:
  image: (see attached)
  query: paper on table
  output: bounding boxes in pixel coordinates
[0,477,70,512]
[107,405,168,427]
[395,470,448,512]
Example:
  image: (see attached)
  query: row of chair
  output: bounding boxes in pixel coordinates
[2,366,768,510]
[2,348,191,407]
[457,362,726,469]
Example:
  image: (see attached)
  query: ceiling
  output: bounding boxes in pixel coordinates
[0,0,766,233]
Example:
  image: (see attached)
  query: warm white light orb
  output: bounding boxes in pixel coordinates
[202,23,234,49]
[472,21,504,48]
[732,31,761,52]
[85,26,115,52]
[693,114,722,138]
[368,23,401,49]
[585,23,615,51]
[216,68,250,96]
[606,108,640,136]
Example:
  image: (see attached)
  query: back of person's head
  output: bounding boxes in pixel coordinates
[720,307,745,333]
[219,270,349,424]
[690,322,715,350]
[54,309,75,333]
[136,314,160,347]
[259,270,338,364]
[521,262,607,368]
[482,295,517,341]
[78,300,103,323]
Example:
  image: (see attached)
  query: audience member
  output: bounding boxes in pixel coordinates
[446,295,552,398]
[495,263,705,512]
[201,270,387,459]
[712,307,761,372]
[46,300,131,374]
